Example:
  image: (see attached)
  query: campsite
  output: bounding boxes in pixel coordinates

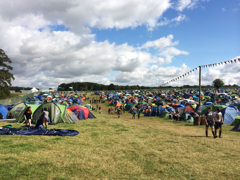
[0,0,240,179]
[0,89,240,179]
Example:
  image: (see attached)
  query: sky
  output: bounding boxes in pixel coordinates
[0,0,239,89]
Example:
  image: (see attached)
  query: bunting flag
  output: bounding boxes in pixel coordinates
[160,58,240,87]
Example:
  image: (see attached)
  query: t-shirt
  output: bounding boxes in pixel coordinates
[24,111,32,120]
[43,111,49,119]
[214,112,222,122]
[205,111,213,122]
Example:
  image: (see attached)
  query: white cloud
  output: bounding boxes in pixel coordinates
[1,0,235,89]
[142,35,189,64]
[176,0,198,11]
[0,0,173,31]
[142,35,179,50]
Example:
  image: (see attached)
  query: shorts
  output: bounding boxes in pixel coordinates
[214,122,222,129]
[206,121,214,128]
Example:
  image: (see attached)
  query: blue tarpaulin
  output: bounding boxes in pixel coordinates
[0,126,79,136]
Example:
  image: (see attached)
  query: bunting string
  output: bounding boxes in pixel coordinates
[160,58,240,87]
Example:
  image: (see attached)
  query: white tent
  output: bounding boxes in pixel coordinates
[31,87,38,93]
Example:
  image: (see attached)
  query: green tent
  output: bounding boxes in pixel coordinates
[232,116,240,126]
[181,113,194,123]
[200,104,226,115]
[85,104,92,111]
[204,96,211,100]
[8,103,40,122]
[138,101,147,105]
[125,103,135,111]
[7,102,28,120]
[160,110,169,118]
[32,102,75,124]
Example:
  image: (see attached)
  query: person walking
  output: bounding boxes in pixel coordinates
[205,107,215,138]
[214,108,223,138]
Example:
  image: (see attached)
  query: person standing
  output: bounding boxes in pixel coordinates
[117,108,121,118]
[137,108,141,119]
[205,107,215,138]
[24,106,32,127]
[132,108,136,119]
[214,108,223,138]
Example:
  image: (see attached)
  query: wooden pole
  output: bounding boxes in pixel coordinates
[198,66,201,125]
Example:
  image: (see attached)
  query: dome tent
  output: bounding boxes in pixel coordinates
[8,103,39,122]
[0,104,8,119]
[32,102,75,124]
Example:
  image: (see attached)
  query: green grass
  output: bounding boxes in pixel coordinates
[0,94,240,179]
[0,92,24,100]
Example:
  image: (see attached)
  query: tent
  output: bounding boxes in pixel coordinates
[67,106,96,120]
[7,103,39,122]
[4,104,15,111]
[116,102,122,107]
[32,103,75,124]
[7,103,28,120]
[125,103,135,111]
[85,104,92,111]
[221,107,240,124]
[31,87,38,93]
[0,104,8,119]
[231,116,240,126]
[231,121,240,132]
[181,113,194,123]
[12,104,40,123]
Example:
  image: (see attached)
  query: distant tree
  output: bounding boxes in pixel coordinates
[213,79,224,89]
[108,83,116,90]
[0,49,15,99]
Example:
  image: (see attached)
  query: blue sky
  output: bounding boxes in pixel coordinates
[0,0,239,89]
[92,0,240,69]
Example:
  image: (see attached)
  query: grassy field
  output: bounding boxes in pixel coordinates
[0,96,240,179]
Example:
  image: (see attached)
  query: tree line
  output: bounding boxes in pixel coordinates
[58,82,153,91]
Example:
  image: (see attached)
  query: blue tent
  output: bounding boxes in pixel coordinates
[4,104,15,111]
[0,104,9,119]
[156,106,166,116]
[204,102,213,106]
[37,95,43,101]
[73,108,86,120]
[144,107,157,116]
[88,112,96,119]
[175,104,185,109]
[166,106,175,113]
[221,107,240,124]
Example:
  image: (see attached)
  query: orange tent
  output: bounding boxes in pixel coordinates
[184,106,195,113]
[116,102,122,107]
